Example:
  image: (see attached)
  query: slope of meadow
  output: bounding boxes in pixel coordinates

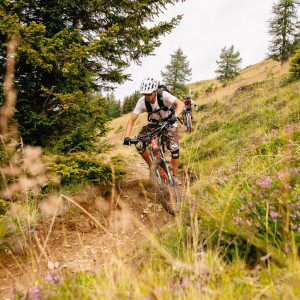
[4,59,300,299]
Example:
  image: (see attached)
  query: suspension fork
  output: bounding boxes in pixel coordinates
[150,138,163,159]
[150,138,170,182]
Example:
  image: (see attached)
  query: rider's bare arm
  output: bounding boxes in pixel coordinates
[173,99,185,116]
[124,113,139,138]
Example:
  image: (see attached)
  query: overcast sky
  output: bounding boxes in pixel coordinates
[113,0,276,101]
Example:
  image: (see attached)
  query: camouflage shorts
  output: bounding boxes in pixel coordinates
[137,123,179,152]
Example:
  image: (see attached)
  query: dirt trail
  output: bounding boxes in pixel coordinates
[0,120,189,299]
[0,155,177,299]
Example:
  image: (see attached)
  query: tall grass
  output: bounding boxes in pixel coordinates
[1,56,300,299]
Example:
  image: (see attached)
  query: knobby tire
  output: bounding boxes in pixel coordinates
[186,115,192,133]
[153,158,181,215]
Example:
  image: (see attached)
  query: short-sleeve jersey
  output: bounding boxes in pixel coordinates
[133,91,177,121]
[183,99,196,110]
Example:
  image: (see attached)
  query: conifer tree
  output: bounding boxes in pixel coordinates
[268,0,299,65]
[122,91,141,115]
[105,93,121,119]
[0,0,183,150]
[215,45,242,86]
[161,48,192,98]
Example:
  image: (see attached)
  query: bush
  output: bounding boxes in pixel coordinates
[192,91,199,99]
[204,83,215,94]
[48,153,126,185]
[289,48,300,80]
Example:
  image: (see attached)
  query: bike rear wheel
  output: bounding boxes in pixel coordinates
[153,158,181,215]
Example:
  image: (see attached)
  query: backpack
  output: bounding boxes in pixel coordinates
[145,85,175,122]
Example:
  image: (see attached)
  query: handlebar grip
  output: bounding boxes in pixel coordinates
[129,139,138,145]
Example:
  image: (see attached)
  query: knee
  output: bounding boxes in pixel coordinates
[168,143,179,159]
[135,141,146,154]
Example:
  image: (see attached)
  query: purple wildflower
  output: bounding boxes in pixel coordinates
[240,192,246,199]
[31,283,40,300]
[181,276,190,288]
[271,129,276,134]
[246,219,252,226]
[20,291,28,300]
[291,224,298,230]
[10,287,17,300]
[219,167,226,172]
[270,211,281,219]
[45,271,60,285]
[233,217,244,225]
[256,176,272,190]
[248,201,254,208]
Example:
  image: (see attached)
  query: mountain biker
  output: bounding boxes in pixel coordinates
[182,95,197,123]
[123,77,185,185]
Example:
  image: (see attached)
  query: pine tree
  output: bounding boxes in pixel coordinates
[215,45,242,86]
[105,93,121,119]
[268,0,299,65]
[122,91,141,115]
[0,0,182,150]
[161,48,192,98]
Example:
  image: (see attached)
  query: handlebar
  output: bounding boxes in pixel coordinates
[129,122,170,145]
[127,114,183,146]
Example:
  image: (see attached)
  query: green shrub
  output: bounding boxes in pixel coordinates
[51,128,97,153]
[204,83,215,94]
[289,48,300,80]
[192,91,200,99]
[48,153,126,185]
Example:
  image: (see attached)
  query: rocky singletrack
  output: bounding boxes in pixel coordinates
[0,152,177,299]
[0,120,189,299]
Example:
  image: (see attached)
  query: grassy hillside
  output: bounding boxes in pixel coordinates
[9,59,300,299]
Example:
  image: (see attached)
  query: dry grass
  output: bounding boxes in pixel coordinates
[1,50,299,299]
[190,59,289,105]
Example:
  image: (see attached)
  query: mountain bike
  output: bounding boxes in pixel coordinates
[129,123,181,215]
[185,110,193,133]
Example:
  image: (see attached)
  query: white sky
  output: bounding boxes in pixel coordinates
[113,0,276,101]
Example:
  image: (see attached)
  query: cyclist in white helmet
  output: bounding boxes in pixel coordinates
[123,77,185,185]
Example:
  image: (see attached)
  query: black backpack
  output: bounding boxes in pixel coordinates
[145,85,175,122]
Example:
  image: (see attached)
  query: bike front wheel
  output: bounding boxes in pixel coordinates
[186,115,192,133]
[153,158,181,215]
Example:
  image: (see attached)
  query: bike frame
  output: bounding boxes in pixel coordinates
[149,128,173,184]
[131,123,174,184]
[129,122,181,214]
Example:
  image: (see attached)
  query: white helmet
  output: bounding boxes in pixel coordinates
[140,77,158,94]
